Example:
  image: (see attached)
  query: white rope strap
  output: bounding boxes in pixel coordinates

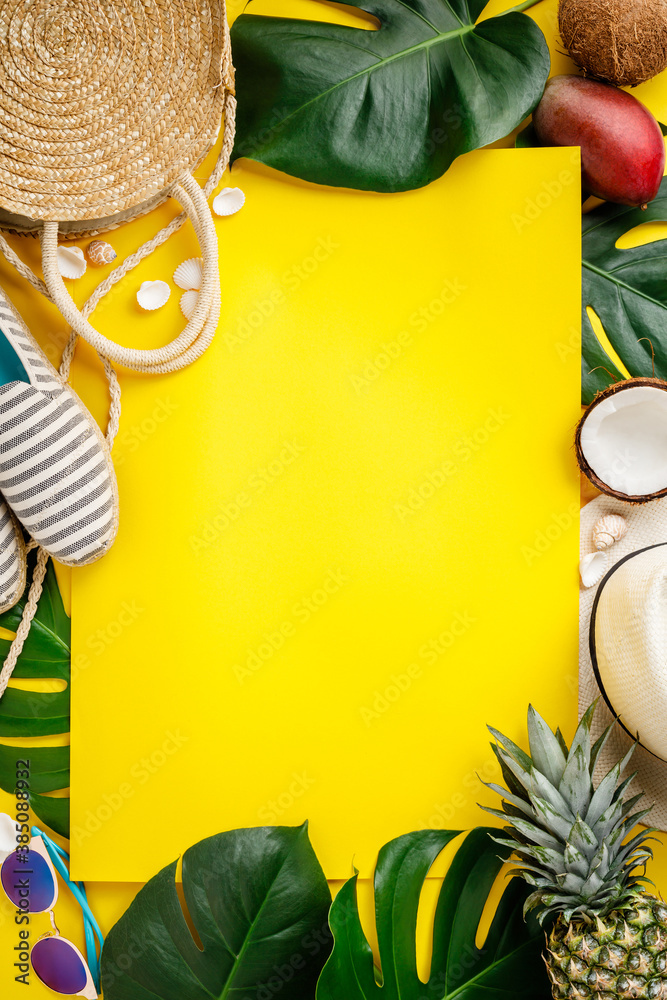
[0,546,48,700]
[41,173,220,373]
[0,87,237,693]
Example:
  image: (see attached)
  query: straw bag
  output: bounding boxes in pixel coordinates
[0,0,235,374]
[0,0,236,685]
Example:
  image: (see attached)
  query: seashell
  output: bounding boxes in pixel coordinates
[212,186,245,217]
[86,239,117,267]
[173,258,203,291]
[180,290,199,320]
[137,280,170,311]
[592,514,628,551]
[57,245,86,280]
[580,551,608,589]
[0,812,20,863]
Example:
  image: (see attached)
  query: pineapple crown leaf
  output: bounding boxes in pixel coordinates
[489,743,530,804]
[565,701,597,769]
[611,774,639,807]
[589,718,614,775]
[621,807,655,835]
[494,744,534,793]
[530,795,575,842]
[530,766,575,821]
[527,704,568,787]
[584,760,627,829]
[563,841,588,879]
[558,745,592,819]
[566,815,598,862]
[478,781,534,820]
[487,726,533,773]
[554,726,569,759]
[482,703,661,923]
[523,891,543,919]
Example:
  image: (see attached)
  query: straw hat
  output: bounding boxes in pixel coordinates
[0,0,235,375]
[0,0,231,235]
[580,495,667,830]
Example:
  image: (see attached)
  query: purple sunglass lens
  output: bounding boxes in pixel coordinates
[1,850,55,912]
[31,936,88,995]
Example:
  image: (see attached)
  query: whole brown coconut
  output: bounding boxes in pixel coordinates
[559,0,667,87]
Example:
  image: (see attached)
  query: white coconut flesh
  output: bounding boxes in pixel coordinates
[580,386,667,496]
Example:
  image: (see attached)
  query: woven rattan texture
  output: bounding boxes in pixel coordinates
[0,0,227,223]
[580,494,667,831]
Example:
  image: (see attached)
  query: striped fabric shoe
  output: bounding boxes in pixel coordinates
[0,498,25,612]
[0,289,118,567]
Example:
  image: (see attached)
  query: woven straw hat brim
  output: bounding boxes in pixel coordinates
[0,0,228,224]
[580,494,667,831]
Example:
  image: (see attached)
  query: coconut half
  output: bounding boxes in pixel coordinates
[576,378,667,501]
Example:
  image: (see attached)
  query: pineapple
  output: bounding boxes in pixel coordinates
[482,702,667,999]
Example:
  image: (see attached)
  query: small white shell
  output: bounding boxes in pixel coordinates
[137,280,170,311]
[180,290,199,319]
[580,551,608,589]
[57,245,86,280]
[86,239,117,266]
[212,187,245,217]
[174,258,203,291]
[593,514,628,551]
[0,812,20,863]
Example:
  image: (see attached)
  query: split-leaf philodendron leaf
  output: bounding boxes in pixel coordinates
[581,177,667,403]
[0,557,70,836]
[231,0,550,192]
[102,824,333,1000]
[316,827,551,1000]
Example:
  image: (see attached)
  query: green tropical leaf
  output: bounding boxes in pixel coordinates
[581,177,667,403]
[231,0,550,192]
[316,827,551,1000]
[27,793,70,839]
[0,556,70,836]
[102,824,333,1000]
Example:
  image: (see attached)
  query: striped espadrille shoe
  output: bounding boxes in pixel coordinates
[0,289,118,567]
[0,499,25,612]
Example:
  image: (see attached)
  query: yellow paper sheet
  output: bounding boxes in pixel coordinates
[69,146,581,882]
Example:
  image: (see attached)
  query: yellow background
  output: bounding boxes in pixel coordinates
[0,0,662,995]
[69,143,580,883]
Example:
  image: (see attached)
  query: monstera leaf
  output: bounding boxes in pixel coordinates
[316,827,551,1000]
[0,557,70,836]
[102,824,333,1000]
[581,179,667,403]
[231,0,550,191]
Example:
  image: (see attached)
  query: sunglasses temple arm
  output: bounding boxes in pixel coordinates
[76,881,104,989]
[31,829,104,990]
[82,915,101,991]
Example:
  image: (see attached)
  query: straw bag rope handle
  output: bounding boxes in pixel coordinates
[41,172,221,374]
[0,82,236,699]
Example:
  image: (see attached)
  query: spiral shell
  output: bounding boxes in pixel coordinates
[86,240,117,267]
[593,514,627,551]
[57,245,86,280]
[137,280,170,312]
[174,258,203,291]
[580,551,607,589]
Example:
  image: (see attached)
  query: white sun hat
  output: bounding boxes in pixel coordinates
[580,494,667,830]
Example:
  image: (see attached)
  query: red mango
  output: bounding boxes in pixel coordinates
[532,75,665,207]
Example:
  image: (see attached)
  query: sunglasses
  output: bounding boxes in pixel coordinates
[0,825,103,997]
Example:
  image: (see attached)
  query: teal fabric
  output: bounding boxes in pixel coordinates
[0,328,29,384]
